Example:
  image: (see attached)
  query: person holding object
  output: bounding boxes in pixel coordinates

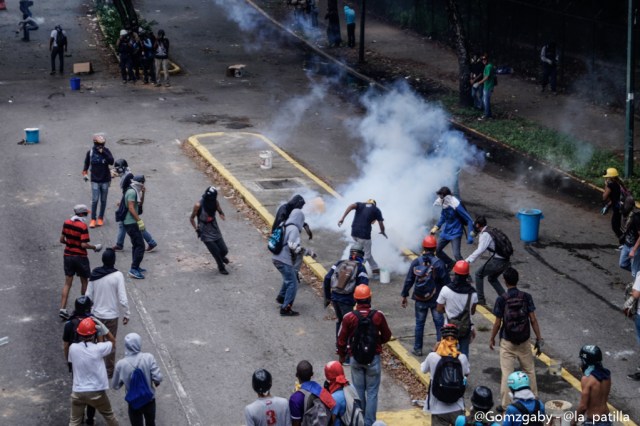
[124,175,147,279]
[82,134,114,228]
[431,187,474,272]
[601,167,627,242]
[190,186,230,275]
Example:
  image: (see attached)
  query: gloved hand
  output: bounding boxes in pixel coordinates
[82,171,89,182]
[93,317,109,337]
[430,226,439,235]
[534,338,544,357]
[195,229,202,238]
[94,243,103,253]
[137,219,145,231]
[467,235,474,245]
[305,249,318,259]
[307,230,313,240]
[600,205,610,215]
[473,83,480,89]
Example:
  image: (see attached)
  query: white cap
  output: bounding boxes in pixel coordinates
[120,29,128,36]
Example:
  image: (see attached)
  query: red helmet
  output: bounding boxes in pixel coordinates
[453,260,470,275]
[77,317,97,336]
[422,235,437,249]
[354,284,371,300]
[324,361,345,382]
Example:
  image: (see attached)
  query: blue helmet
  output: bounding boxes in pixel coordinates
[507,371,530,391]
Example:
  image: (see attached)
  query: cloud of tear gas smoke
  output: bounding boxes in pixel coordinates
[302,82,484,273]
[266,82,329,139]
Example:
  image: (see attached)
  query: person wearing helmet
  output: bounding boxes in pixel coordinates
[466,216,511,306]
[502,371,545,426]
[124,175,147,279]
[290,360,336,426]
[323,242,370,345]
[59,204,103,320]
[489,267,542,411]
[244,369,291,426]
[272,194,313,240]
[401,235,450,357]
[574,345,611,426]
[337,284,391,426]
[454,386,499,426]
[431,187,475,272]
[190,186,230,276]
[337,199,386,279]
[112,159,158,253]
[602,167,627,241]
[436,260,477,358]
[68,317,119,426]
[82,134,115,228]
[324,361,364,426]
[112,333,163,425]
[421,324,470,426]
[117,29,136,83]
[153,29,170,86]
[271,209,317,316]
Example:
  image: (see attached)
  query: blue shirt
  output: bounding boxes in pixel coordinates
[344,6,355,24]
[436,201,473,240]
[331,389,346,426]
[503,399,545,426]
[350,202,383,239]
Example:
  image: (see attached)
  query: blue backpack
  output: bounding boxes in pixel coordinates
[124,359,154,410]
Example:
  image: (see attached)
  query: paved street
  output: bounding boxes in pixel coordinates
[0,0,639,425]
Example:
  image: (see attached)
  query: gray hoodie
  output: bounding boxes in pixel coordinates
[111,333,163,396]
[271,209,305,266]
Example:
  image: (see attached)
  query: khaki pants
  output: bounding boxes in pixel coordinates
[96,317,118,378]
[69,390,119,426]
[431,410,463,426]
[499,339,538,409]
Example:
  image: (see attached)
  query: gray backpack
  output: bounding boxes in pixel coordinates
[330,260,358,295]
[300,389,332,426]
[341,386,365,426]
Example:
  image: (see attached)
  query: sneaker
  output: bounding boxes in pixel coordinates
[146,243,158,252]
[627,372,640,381]
[97,218,104,226]
[411,348,423,357]
[222,257,230,264]
[280,308,300,317]
[128,269,145,279]
[89,219,96,228]
[112,245,123,251]
[154,83,161,87]
[137,267,147,273]
[59,309,70,320]
[219,268,229,275]
[276,295,285,304]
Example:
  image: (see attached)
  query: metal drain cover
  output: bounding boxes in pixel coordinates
[255,179,302,190]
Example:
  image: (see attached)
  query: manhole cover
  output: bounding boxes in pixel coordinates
[255,179,302,190]
[116,138,155,146]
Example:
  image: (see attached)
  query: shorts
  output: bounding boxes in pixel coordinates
[63,256,91,278]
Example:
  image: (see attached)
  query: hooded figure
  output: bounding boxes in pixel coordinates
[272,194,313,239]
[190,186,229,275]
[112,333,163,423]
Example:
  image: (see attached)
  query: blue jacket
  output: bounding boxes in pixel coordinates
[436,196,474,240]
[401,253,450,306]
[503,399,545,426]
[344,6,356,24]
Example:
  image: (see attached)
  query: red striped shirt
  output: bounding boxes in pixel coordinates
[62,219,90,256]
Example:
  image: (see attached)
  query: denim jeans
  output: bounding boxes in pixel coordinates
[635,314,640,345]
[128,399,156,426]
[332,300,355,338]
[414,301,444,351]
[471,85,483,109]
[91,182,110,220]
[458,335,470,358]
[116,221,156,248]
[125,223,144,270]
[436,236,462,270]
[483,87,493,118]
[350,354,381,426]
[273,260,298,309]
[475,257,509,300]
[619,244,640,277]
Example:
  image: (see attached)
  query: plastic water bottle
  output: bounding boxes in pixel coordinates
[0,336,8,347]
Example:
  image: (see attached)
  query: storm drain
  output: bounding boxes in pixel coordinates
[255,179,302,190]
[116,138,155,146]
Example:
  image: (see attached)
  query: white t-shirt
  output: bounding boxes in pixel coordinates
[633,275,640,315]
[68,341,112,392]
[86,271,129,320]
[436,286,478,320]
[50,29,65,48]
[244,396,291,426]
[421,352,470,414]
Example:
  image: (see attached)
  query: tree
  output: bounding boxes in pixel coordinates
[447,0,472,107]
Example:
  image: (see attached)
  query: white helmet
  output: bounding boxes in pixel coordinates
[120,29,128,36]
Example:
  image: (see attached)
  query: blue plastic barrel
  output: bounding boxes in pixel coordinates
[25,128,39,144]
[70,77,81,90]
[516,209,544,242]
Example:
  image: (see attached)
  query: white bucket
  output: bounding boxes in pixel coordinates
[259,150,273,169]
[545,400,572,426]
[379,268,390,284]
[548,360,562,376]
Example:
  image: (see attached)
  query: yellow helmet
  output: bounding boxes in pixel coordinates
[603,168,619,178]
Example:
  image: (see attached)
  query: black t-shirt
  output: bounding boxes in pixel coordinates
[62,314,90,344]
[351,202,383,239]
[607,181,621,210]
[624,213,640,246]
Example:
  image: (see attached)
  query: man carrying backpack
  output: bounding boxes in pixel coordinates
[112,333,163,426]
[324,361,365,426]
[245,369,291,426]
[489,267,543,411]
[436,261,477,358]
[421,324,470,426]
[49,24,67,75]
[272,194,313,240]
[401,235,450,357]
[502,372,545,426]
[431,187,474,272]
[289,360,336,426]
[337,285,392,426]
[124,175,147,279]
[466,216,512,306]
[82,134,115,228]
[323,242,369,342]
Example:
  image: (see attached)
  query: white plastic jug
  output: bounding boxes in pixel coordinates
[379,268,390,284]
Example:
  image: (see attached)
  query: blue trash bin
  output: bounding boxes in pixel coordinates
[516,209,544,242]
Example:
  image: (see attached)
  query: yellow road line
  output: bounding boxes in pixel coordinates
[188,132,636,426]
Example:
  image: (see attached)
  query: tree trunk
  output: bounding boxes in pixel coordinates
[446,0,472,107]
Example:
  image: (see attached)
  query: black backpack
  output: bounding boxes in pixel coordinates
[485,227,513,259]
[300,390,332,426]
[115,193,128,223]
[502,291,531,344]
[55,28,67,47]
[512,400,543,426]
[431,355,466,404]
[351,310,378,365]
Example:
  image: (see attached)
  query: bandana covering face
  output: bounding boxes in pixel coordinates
[327,373,349,394]
[130,181,144,203]
[202,186,218,217]
[436,337,460,357]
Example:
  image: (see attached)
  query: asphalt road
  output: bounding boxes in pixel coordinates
[0,0,639,424]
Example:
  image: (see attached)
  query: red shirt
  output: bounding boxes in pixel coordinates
[337,303,392,358]
[62,218,90,256]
